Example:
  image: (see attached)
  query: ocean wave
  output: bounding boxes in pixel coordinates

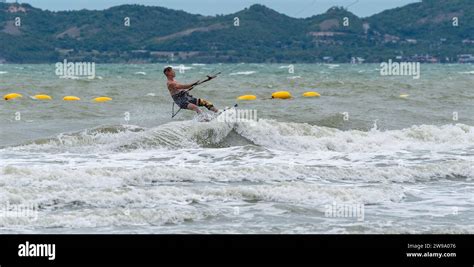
[287,76,302,79]
[4,117,474,155]
[229,71,256,76]
[2,150,473,184]
[169,65,193,70]
[2,119,473,232]
[234,120,474,153]
[0,174,405,229]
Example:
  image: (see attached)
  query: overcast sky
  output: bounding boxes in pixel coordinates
[14,0,421,18]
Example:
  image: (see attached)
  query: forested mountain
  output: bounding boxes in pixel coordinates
[0,0,473,63]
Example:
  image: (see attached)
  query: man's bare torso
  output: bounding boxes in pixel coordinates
[167,80,186,96]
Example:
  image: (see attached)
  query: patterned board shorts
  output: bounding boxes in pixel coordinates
[172,91,198,109]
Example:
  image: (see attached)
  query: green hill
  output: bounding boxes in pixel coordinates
[0,0,473,63]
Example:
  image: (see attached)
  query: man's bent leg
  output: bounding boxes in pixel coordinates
[198,99,218,113]
[187,103,202,114]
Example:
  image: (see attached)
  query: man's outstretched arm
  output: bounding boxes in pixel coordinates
[175,81,199,90]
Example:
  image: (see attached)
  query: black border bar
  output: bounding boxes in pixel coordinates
[0,234,472,266]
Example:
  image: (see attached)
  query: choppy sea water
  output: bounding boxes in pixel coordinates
[1,63,473,233]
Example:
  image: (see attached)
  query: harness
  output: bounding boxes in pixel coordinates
[172,90,192,102]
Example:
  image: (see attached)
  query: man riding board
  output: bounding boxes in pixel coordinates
[164,67,219,114]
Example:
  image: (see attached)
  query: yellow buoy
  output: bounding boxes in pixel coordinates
[399,94,409,98]
[271,91,292,99]
[237,95,257,101]
[63,96,81,101]
[303,91,321,97]
[93,97,112,102]
[34,94,52,100]
[4,93,23,101]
